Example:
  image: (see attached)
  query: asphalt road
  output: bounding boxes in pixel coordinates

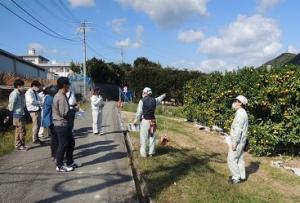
[0,102,136,203]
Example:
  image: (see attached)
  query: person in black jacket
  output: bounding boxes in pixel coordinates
[133,87,166,157]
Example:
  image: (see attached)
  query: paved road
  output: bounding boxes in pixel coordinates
[0,102,136,203]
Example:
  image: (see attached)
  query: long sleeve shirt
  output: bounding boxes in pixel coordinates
[42,95,54,128]
[91,95,104,110]
[52,90,70,126]
[230,108,248,145]
[25,88,41,112]
[136,94,166,121]
[8,89,25,118]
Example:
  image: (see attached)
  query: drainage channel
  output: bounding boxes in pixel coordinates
[117,109,152,203]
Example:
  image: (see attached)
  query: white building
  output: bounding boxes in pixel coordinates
[20,48,71,78]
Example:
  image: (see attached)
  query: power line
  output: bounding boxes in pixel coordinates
[18,0,79,39]
[58,0,79,22]
[10,0,75,41]
[0,1,77,41]
[86,43,111,61]
[34,0,77,26]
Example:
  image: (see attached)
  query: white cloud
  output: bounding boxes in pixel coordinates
[68,0,95,8]
[115,25,144,48]
[28,43,43,54]
[199,59,229,73]
[107,18,127,34]
[118,0,209,28]
[287,45,300,54]
[115,38,131,48]
[28,43,61,55]
[198,15,282,72]
[178,29,205,43]
[132,25,144,48]
[171,59,197,69]
[257,0,281,12]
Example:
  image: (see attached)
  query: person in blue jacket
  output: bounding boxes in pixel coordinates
[42,86,58,161]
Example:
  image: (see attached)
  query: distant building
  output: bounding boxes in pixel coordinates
[0,48,49,79]
[20,48,71,78]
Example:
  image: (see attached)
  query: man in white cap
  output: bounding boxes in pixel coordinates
[228,95,249,184]
[133,87,166,157]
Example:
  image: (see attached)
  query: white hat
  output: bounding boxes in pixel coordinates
[143,87,152,94]
[236,95,248,105]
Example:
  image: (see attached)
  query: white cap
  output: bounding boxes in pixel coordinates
[142,87,152,94]
[236,95,248,105]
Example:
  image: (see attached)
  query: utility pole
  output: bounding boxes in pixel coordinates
[80,21,88,98]
[121,46,124,64]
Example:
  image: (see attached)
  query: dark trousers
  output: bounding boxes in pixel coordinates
[49,124,58,158]
[69,109,77,130]
[55,125,75,168]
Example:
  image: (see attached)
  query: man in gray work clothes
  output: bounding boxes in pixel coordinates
[228,95,249,184]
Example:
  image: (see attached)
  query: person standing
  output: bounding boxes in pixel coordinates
[66,89,78,132]
[91,87,105,135]
[53,77,78,172]
[227,95,249,184]
[38,86,47,139]
[42,86,58,161]
[8,79,28,151]
[133,87,166,157]
[25,80,44,144]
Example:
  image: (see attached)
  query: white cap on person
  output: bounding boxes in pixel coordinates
[143,87,152,94]
[236,95,248,105]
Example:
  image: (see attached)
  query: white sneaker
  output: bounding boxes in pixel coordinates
[56,165,74,172]
[67,162,81,168]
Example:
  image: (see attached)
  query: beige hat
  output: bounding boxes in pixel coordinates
[236,95,248,105]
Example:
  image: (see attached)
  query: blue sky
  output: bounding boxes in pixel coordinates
[0,0,299,72]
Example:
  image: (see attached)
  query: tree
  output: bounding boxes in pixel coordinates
[69,61,82,74]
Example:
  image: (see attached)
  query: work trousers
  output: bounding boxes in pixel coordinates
[92,109,103,134]
[13,118,26,147]
[30,111,41,142]
[140,119,156,157]
[227,143,246,180]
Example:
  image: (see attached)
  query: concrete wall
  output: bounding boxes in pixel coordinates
[0,52,48,79]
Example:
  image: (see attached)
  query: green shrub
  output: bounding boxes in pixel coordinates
[183,65,300,156]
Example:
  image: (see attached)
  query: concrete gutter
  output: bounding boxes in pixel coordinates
[117,109,153,203]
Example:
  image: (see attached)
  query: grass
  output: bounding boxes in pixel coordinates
[78,100,90,110]
[122,102,184,118]
[0,123,32,157]
[121,111,300,203]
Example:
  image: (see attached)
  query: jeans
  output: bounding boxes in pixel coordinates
[55,125,75,168]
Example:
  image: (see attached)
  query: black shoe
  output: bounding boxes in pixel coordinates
[33,139,45,144]
[228,178,241,184]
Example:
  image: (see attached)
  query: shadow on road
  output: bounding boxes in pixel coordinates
[34,173,134,203]
[82,151,128,167]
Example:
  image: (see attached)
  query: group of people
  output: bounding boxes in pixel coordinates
[8,77,79,172]
[8,77,249,181]
[133,87,249,185]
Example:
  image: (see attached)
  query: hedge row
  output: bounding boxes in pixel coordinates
[183,65,300,156]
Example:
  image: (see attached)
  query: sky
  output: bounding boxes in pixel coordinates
[0,0,299,72]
